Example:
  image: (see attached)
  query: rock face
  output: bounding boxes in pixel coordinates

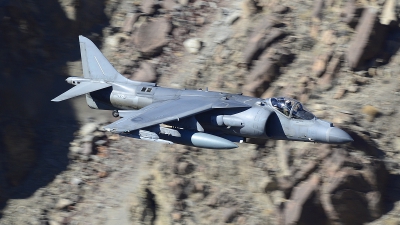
[283,175,326,225]
[2,0,400,224]
[341,0,364,28]
[131,61,157,82]
[133,18,171,56]
[141,0,157,15]
[347,8,387,70]
[278,146,388,225]
[241,18,283,65]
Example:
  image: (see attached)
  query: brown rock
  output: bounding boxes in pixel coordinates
[261,176,278,192]
[299,93,309,102]
[361,105,380,122]
[172,27,189,39]
[318,73,333,90]
[247,57,278,83]
[242,58,278,97]
[195,16,206,26]
[55,198,73,210]
[321,30,336,45]
[277,176,295,198]
[334,88,346,99]
[318,143,388,224]
[325,54,342,75]
[122,13,139,33]
[312,52,333,77]
[194,182,204,192]
[241,19,284,65]
[177,161,192,175]
[131,62,157,82]
[341,0,364,28]
[330,189,369,223]
[261,87,277,99]
[316,145,332,160]
[171,212,182,221]
[366,191,382,219]
[310,23,320,39]
[241,0,257,19]
[81,142,93,155]
[98,171,108,178]
[273,5,289,14]
[294,161,318,183]
[312,0,324,20]
[283,175,326,225]
[347,7,387,70]
[222,208,237,223]
[237,216,247,224]
[161,0,179,11]
[380,0,397,26]
[134,18,171,56]
[141,0,157,15]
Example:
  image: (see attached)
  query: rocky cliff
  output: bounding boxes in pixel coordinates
[1,0,400,224]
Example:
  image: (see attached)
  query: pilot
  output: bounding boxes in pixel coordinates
[283,100,292,116]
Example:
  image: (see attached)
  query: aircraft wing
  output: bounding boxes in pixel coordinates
[103,96,251,132]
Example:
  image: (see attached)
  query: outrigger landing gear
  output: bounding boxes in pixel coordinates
[112,110,119,117]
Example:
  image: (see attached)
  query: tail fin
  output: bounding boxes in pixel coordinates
[79,35,128,83]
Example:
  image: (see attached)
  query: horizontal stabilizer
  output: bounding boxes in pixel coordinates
[51,82,111,102]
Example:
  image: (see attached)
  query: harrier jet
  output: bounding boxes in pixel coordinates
[52,36,353,149]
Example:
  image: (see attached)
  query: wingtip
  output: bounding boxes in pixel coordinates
[78,35,89,42]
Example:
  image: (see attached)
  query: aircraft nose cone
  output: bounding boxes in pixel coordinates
[327,127,353,144]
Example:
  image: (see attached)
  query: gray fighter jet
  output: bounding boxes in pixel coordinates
[52,36,353,149]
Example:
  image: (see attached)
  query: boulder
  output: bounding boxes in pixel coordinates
[361,105,380,122]
[319,148,387,224]
[321,167,373,224]
[183,38,202,54]
[283,175,326,225]
[134,18,171,57]
[141,0,157,15]
[55,198,73,210]
[241,0,257,19]
[312,51,333,77]
[242,57,278,97]
[79,123,97,136]
[273,5,289,14]
[131,62,157,82]
[347,8,387,70]
[241,18,284,65]
[222,208,237,223]
[380,0,397,26]
[312,0,324,20]
[161,0,179,11]
[122,13,139,33]
[341,0,364,28]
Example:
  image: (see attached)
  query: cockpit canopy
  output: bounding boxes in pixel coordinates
[270,97,315,120]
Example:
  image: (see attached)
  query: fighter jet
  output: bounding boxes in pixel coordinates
[52,36,353,149]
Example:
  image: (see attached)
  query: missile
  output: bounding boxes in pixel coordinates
[120,127,238,149]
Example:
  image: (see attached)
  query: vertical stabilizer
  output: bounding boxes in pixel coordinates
[79,35,129,83]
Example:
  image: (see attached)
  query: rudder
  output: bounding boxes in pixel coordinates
[79,35,128,83]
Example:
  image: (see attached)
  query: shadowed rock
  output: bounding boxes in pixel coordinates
[341,0,364,28]
[283,174,327,225]
[133,18,171,57]
[131,61,157,82]
[241,18,284,65]
[347,7,387,70]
